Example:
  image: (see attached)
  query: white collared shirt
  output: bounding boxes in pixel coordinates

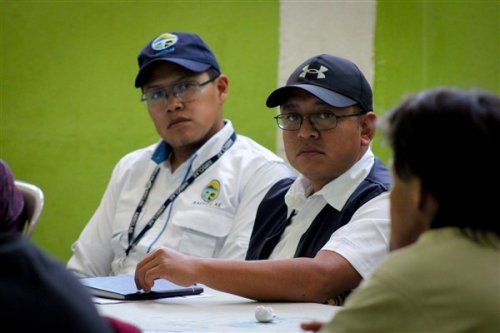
[269,149,390,278]
[67,120,295,277]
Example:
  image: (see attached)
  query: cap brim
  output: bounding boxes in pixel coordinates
[135,58,213,87]
[266,84,357,109]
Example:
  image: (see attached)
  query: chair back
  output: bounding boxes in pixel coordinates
[14,180,44,238]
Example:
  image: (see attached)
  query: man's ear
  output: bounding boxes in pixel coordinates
[360,112,376,146]
[416,179,438,230]
[215,74,229,103]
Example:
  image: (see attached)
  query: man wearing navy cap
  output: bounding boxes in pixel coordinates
[67,32,294,277]
[135,54,392,305]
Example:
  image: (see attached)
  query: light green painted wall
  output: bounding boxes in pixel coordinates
[0,1,280,260]
[372,0,499,162]
[2,0,498,262]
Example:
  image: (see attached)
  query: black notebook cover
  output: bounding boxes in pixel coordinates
[80,275,203,300]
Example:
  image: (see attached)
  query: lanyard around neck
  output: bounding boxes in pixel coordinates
[125,132,237,256]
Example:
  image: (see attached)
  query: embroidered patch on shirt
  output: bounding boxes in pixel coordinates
[201,180,220,202]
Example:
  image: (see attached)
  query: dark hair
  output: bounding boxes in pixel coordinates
[206,68,220,81]
[381,87,500,237]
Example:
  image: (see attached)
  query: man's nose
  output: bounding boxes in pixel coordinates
[297,116,319,138]
[164,95,183,113]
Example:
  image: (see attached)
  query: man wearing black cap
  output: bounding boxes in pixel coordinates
[67,32,294,278]
[134,54,391,304]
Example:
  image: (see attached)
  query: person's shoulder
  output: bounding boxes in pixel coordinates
[370,234,438,284]
[0,233,114,332]
[117,141,162,165]
[232,134,284,161]
[362,157,391,189]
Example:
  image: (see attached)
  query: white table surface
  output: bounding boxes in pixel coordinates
[96,285,340,333]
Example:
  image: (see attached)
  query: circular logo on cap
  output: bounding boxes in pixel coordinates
[151,33,178,51]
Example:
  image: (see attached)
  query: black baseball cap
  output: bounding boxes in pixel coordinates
[266,54,373,113]
[135,32,220,87]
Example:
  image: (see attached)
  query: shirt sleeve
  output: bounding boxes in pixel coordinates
[215,161,295,259]
[320,192,390,278]
[66,162,123,277]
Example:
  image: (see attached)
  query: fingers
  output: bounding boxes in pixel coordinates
[134,247,198,292]
[135,248,167,292]
[134,262,152,292]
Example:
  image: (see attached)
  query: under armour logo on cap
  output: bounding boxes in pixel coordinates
[299,64,328,80]
[265,53,373,113]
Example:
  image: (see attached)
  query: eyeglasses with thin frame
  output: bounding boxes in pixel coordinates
[140,74,219,107]
[274,111,365,131]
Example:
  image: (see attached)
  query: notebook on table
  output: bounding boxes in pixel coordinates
[80,275,204,300]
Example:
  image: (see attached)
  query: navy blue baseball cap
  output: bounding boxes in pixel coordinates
[266,54,373,113]
[135,32,221,87]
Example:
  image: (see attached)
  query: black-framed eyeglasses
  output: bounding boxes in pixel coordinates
[274,111,364,131]
[140,73,219,107]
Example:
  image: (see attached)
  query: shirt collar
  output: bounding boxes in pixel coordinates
[285,148,375,212]
[151,120,234,166]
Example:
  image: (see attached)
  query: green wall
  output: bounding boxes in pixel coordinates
[1,0,498,261]
[372,0,499,161]
[0,1,280,260]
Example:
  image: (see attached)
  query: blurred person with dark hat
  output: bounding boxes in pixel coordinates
[0,161,140,332]
[0,160,26,233]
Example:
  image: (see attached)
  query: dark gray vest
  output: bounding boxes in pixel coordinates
[246,158,391,260]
